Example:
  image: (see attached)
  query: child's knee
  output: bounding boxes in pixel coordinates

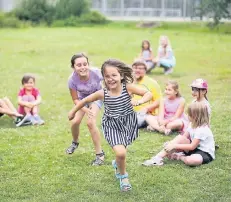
[87,119,96,129]
[71,118,81,126]
[183,156,202,166]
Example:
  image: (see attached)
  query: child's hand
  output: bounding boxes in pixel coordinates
[68,110,76,121]
[27,102,34,108]
[164,143,176,153]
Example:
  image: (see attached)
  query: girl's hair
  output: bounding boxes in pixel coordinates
[70,53,89,68]
[142,40,151,51]
[166,80,181,97]
[101,59,134,84]
[188,102,209,128]
[21,74,35,84]
[198,89,208,101]
[159,35,171,47]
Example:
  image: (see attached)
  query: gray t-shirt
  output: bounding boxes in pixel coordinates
[187,125,215,159]
[68,68,103,100]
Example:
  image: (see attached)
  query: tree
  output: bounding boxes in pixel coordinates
[199,0,231,26]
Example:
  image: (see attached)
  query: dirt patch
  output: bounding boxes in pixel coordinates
[136,21,162,28]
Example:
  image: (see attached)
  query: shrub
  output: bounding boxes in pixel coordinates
[14,0,55,25]
[80,11,108,24]
[0,12,22,28]
[55,0,89,19]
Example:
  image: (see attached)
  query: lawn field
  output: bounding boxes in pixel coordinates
[0,25,231,202]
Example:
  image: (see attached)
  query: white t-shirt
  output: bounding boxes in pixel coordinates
[187,125,215,159]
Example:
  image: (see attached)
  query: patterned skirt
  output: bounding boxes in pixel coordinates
[102,112,138,147]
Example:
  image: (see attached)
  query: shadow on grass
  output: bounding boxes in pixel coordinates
[0,117,15,129]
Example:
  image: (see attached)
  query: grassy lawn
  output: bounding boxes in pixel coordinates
[0,25,231,202]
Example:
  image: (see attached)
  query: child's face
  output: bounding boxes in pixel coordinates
[132,65,146,80]
[104,66,122,90]
[165,84,177,99]
[191,87,206,100]
[143,42,149,50]
[23,78,35,90]
[73,57,89,77]
[160,37,167,47]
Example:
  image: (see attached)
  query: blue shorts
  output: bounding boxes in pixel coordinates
[85,100,103,109]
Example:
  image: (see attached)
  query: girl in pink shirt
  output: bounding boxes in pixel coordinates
[17,74,44,126]
[146,80,188,135]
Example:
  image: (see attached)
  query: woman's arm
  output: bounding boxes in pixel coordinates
[68,89,104,120]
[157,98,165,124]
[127,84,152,106]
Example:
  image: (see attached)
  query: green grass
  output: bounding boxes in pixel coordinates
[0,25,231,202]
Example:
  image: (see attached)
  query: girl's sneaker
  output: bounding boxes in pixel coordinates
[16,114,32,127]
[142,156,164,166]
[34,115,45,125]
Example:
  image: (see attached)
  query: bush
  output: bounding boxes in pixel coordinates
[55,0,89,19]
[0,12,22,28]
[80,11,108,24]
[14,0,55,25]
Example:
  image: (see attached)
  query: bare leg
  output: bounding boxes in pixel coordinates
[32,106,39,115]
[165,119,184,135]
[87,103,103,157]
[180,154,203,166]
[71,110,85,143]
[113,145,129,184]
[146,115,165,133]
[156,135,190,158]
[0,98,20,119]
[3,97,20,116]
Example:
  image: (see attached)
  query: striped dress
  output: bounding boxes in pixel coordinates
[102,83,138,147]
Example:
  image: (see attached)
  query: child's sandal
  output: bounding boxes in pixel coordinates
[119,173,132,192]
[112,160,120,179]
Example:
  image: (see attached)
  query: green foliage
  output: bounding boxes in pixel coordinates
[80,11,108,24]
[0,12,22,28]
[198,0,231,27]
[14,0,55,25]
[51,11,108,27]
[55,0,89,19]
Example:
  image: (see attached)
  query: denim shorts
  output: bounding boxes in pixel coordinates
[85,100,103,109]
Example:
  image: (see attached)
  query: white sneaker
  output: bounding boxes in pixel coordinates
[16,114,32,127]
[142,156,164,166]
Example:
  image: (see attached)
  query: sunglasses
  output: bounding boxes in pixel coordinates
[191,87,200,92]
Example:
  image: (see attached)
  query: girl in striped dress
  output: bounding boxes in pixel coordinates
[68,59,152,192]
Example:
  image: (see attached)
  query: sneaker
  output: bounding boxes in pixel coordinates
[66,142,79,154]
[16,114,32,127]
[33,115,44,125]
[92,151,105,166]
[142,156,164,166]
[164,67,173,75]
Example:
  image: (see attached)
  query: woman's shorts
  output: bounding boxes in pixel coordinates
[184,148,213,164]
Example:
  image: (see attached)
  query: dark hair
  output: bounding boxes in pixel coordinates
[101,59,134,84]
[21,74,35,85]
[198,89,208,101]
[70,53,89,68]
[142,40,151,51]
[132,60,147,71]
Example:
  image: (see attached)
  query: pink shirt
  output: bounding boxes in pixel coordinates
[18,88,40,99]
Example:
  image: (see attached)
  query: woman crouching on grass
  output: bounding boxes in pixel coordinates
[143,102,215,166]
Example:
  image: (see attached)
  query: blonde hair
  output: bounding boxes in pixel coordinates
[166,80,181,97]
[188,102,209,129]
[159,35,171,47]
